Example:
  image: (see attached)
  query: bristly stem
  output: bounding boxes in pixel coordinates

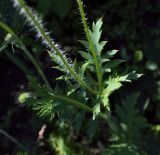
[49,93,107,119]
[77,0,103,94]
[50,93,118,132]
[15,0,97,95]
[0,21,51,90]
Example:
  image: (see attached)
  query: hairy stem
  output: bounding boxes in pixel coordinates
[16,0,97,95]
[50,93,118,131]
[0,21,51,90]
[49,93,106,119]
[77,0,103,94]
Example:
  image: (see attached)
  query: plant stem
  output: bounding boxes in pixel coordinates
[51,93,118,131]
[50,93,106,119]
[16,0,97,95]
[0,129,29,152]
[77,0,103,94]
[0,21,51,90]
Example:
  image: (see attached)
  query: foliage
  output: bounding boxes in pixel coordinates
[103,93,148,155]
[0,0,160,154]
[7,0,140,121]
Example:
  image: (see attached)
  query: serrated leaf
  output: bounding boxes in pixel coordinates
[103,59,124,69]
[91,18,103,44]
[78,51,94,63]
[114,93,148,144]
[107,50,119,56]
[102,50,119,59]
[102,78,122,110]
[49,51,70,74]
[80,62,90,77]
[27,77,56,121]
[89,18,107,54]
[102,71,142,110]
[67,84,80,96]
[98,41,107,54]
[119,71,143,82]
[79,40,89,50]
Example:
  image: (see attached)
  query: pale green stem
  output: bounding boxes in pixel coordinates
[77,0,103,94]
[0,21,51,90]
[17,0,97,95]
[50,93,118,131]
[49,93,106,119]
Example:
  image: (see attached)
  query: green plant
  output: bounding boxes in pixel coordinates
[4,0,140,118]
[0,0,143,154]
[103,93,148,155]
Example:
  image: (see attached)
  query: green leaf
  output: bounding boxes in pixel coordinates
[78,51,94,63]
[90,18,103,45]
[89,18,107,54]
[103,59,124,70]
[79,40,89,50]
[80,62,90,77]
[101,58,110,64]
[102,70,142,111]
[93,103,101,120]
[102,77,122,110]
[67,84,80,96]
[27,77,56,121]
[102,50,119,59]
[98,41,107,54]
[115,93,148,143]
[49,52,70,74]
[119,71,143,82]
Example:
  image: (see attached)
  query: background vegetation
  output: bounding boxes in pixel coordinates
[0,0,160,154]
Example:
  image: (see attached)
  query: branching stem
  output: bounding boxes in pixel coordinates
[16,0,97,95]
[49,93,106,119]
[50,93,117,131]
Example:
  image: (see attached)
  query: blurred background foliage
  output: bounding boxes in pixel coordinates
[0,0,160,154]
